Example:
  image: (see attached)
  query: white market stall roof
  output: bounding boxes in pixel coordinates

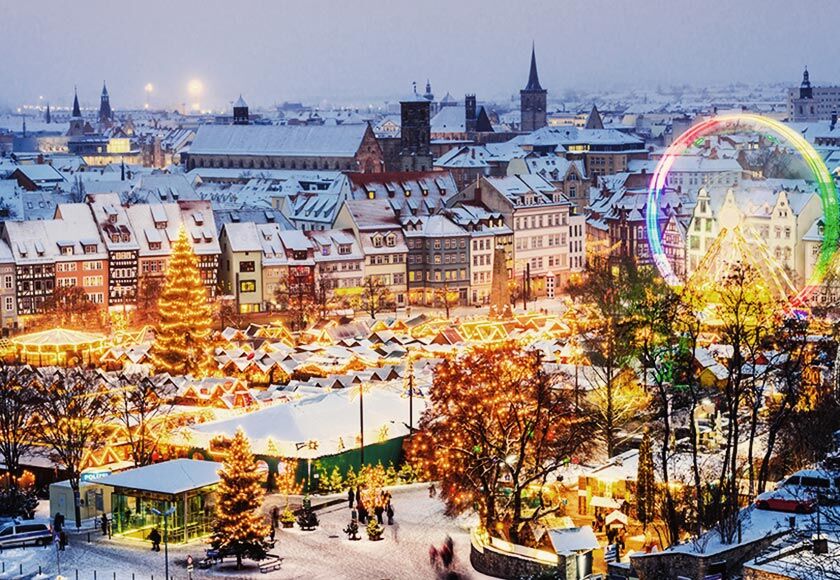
[590,496,624,510]
[548,526,600,555]
[182,384,426,458]
[96,459,222,496]
[605,510,628,526]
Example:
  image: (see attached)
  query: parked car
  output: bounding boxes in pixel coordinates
[0,523,53,548]
[755,469,840,513]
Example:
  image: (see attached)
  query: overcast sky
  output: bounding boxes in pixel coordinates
[1,0,838,111]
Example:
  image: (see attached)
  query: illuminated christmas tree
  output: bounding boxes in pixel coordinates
[211,429,270,569]
[152,225,213,376]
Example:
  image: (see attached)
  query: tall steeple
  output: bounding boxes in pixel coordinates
[800,66,813,100]
[72,86,81,118]
[423,79,434,101]
[99,81,112,124]
[520,43,547,132]
[524,42,543,91]
[45,103,51,124]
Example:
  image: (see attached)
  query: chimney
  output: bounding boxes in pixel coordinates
[474,176,482,204]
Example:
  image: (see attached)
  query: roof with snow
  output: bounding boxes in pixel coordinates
[96,459,222,496]
[190,124,371,158]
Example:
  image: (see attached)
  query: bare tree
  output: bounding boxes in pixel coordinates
[111,374,174,468]
[358,276,393,320]
[32,369,111,528]
[0,366,38,490]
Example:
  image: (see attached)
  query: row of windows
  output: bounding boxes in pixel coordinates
[408,269,468,282]
[406,238,467,250]
[514,213,568,230]
[369,254,405,265]
[409,253,467,265]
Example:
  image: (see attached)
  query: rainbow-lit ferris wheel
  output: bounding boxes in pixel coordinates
[645,113,840,306]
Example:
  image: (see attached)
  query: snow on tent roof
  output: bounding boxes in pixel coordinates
[547,527,600,555]
[96,459,222,496]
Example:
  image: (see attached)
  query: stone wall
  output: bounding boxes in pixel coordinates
[629,530,789,580]
[469,533,565,579]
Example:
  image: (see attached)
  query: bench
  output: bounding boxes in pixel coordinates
[259,554,284,573]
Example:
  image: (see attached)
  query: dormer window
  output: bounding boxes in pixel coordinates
[385,233,396,247]
[321,246,331,256]
[83,244,97,254]
[338,244,351,255]
[149,241,162,251]
[371,233,383,248]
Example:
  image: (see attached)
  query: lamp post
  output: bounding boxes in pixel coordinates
[150,504,176,580]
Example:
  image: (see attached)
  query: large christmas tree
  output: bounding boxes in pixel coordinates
[152,225,213,376]
[211,429,270,568]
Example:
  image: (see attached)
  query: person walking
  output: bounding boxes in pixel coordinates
[148,527,162,552]
[386,501,394,525]
[348,487,355,510]
[374,503,384,525]
[270,505,280,529]
[58,530,67,551]
[100,513,109,536]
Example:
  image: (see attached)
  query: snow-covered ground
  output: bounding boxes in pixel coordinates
[0,488,493,579]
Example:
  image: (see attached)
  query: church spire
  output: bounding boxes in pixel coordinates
[524,42,543,92]
[99,80,112,124]
[72,86,81,118]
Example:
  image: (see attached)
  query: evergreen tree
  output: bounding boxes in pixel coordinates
[636,430,656,530]
[152,226,213,376]
[211,429,270,568]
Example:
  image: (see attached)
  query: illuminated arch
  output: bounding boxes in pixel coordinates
[646,113,839,302]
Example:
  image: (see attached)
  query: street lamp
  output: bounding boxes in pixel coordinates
[150,504,176,580]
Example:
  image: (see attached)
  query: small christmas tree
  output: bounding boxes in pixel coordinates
[366,516,383,541]
[327,466,344,493]
[275,463,302,499]
[636,430,656,530]
[152,225,213,377]
[343,518,360,540]
[211,429,270,568]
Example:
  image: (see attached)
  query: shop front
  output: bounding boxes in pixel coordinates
[97,459,221,544]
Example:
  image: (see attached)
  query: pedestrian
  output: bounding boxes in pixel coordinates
[618,527,626,554]
[303,494,311,512]
[269,524,276,542]
[374,503,384,525]
[186,554,194,580]
[148,527,162,552]
[271,505,280,529]
[429,483,436,498]
[100,513,109,536]
[357,501,368,525]
[386,502,394,525]
[54,512,64,533]
[440,536,454,568]
[348,487,355,510]
[58,530,67,551]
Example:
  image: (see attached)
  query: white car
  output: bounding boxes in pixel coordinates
[755,469,840,513]
[0,523,53,548]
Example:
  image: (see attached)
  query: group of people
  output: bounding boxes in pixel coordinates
[606,525,626,554]
[347,486,395,526]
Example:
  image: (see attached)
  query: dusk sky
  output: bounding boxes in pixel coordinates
[2,0,838,110]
